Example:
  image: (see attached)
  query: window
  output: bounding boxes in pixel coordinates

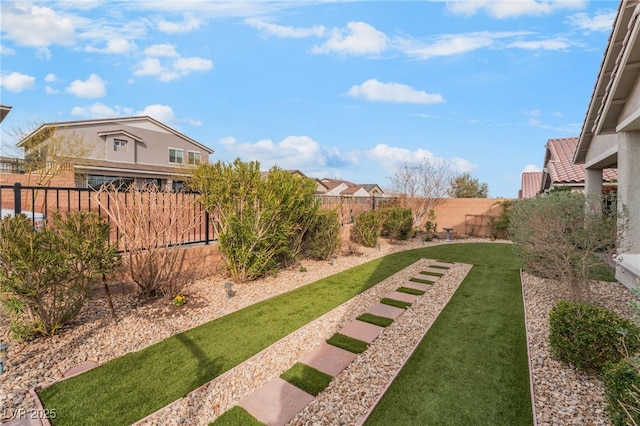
[114,139,127,149]
[188,151,201,165]
[169,148,183,164]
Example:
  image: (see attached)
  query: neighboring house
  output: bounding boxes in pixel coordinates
[519,171,543,198]
[17,116,213,190]
[319,178,372,197]
[0,104,11,123]
[574,0,640,289]
[361,184,385,197]
[540,137,617,193]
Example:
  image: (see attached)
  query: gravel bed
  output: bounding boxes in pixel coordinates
[522,272,637,426]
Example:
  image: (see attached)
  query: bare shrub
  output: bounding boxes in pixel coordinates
[94,183,200,299]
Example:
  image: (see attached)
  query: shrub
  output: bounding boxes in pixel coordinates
[548,301,640,374]
[351,210,383,248]
[509,191,623,302]
[380,206,412,242]
[603,359,640,426]
[0,211,118,338]
[303,208,341,260]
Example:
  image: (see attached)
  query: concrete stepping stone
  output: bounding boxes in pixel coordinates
[239,377,314,426]
[431,261,453,268]
[366,303,405,320]
[339,320,385,344]
[63,360,98,378]
[300,343,358,377]
[402,281,431,292]
[415,273,439,282]
[385,291,420,304]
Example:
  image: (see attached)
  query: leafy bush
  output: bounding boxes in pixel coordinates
[380,206,412,242]
[603,359,640,426]
[303,208,341,260]
[350,210,383,248]
[0,212,118,338]
[549,301,640,374]
[191,159,321,282]
[489,200,512,239]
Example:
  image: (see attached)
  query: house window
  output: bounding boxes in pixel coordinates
[169,148,183,164]
[188,151,201,165]
[114,139,127,150]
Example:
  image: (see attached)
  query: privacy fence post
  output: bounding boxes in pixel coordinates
[13,182,21,214]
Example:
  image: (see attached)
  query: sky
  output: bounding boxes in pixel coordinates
[0,0,621,198]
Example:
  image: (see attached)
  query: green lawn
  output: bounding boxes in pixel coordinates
[365,244,533,426]
[37,243,534,425]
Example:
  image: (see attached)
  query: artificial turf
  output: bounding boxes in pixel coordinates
[280,362,333,396]
[396,286,426,296]
[380,297,412,309]
[356,313,394,327]
[209,406,264,426]
[365,244,534,426]
[409,277,434,284]
[326,333,370,354]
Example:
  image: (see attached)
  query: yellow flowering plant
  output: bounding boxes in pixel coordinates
[172,295,186,306]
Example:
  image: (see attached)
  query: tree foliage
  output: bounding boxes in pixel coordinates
[0,212,119,339]
[350,210,383,248]
[447,172,488,198]
[190,158,325,282]
[389,158,452,229]
[509,191,624,302]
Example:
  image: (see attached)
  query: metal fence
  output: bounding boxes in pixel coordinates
[0,183,216,249]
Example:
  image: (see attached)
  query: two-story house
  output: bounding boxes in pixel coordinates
[17,116,213,190]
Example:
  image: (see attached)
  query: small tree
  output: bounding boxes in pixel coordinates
[0,211,118,339]
[509,191,624,302]
[447,172,488,198]
[389,158,452,229]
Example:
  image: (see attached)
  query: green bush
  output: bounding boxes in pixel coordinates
[303,208,341,260]
[350,210,383,248]
[549,301,640,374]
[380,206,413,242]
[0,211,118,338]
[603,359,640,426]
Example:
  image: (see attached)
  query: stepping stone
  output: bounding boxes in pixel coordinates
[63,360,98,378]
[239,377,314,426]
[402,281,431,292]
[300,343,358,377]
[385,291,420,304]
[2,417,41,426]
[431,261,453,268]
[339,320,385,344]
[415,272,439,281]
[367,303,405,320]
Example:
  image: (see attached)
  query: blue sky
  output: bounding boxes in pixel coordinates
[0,0,619,197]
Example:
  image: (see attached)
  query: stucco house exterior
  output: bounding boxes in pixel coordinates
[17,116,213,190]
[574,0,640,288]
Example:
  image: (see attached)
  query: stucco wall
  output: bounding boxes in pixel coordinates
[430,198,513,238]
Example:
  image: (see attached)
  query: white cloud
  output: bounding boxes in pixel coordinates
[0,71,36,92]
[45,86,59,94]
[245,18,325,38]
[144,43,180,58]
[0,45,15,55]
[44,73,57,82]
[366,143,476,174]
[85,38,136,54]
[401,31,525,60]
[567,11,616,33]
[134,45,213,82]
[71,102,124,118]
[65,73,106,98]
[347,79,444,104]
[446,0,585,19]
[158,14,202,34]
[509,38,571,50]
[312,21,388,56]
[0,3,76,48]
[137,104,176,124]
[523,164,542,173]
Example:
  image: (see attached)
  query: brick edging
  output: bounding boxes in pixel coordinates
[520,269,539,426]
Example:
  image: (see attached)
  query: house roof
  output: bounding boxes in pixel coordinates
[73,158,194,177]
[543,138,617,189]
[576,0,640,163]
[361,184,384,193]
[0,105,11,123]
[519,172,542,198]
[17,115,214,154]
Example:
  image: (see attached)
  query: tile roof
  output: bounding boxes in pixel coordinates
[520,171,542,198]
[545,138,617,184]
